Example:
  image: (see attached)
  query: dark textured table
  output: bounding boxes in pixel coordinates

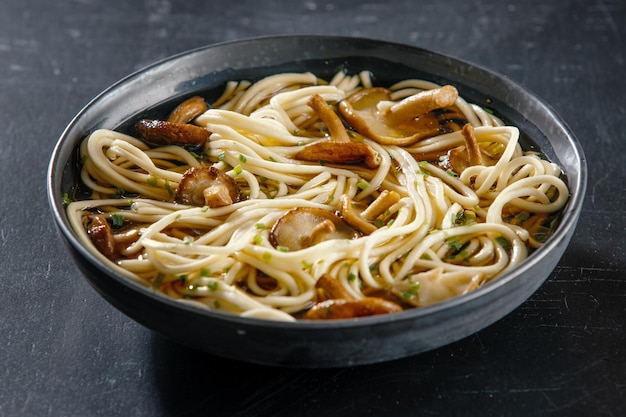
[1,1,624,416]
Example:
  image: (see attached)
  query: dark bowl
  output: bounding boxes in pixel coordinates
[47,35,586,367]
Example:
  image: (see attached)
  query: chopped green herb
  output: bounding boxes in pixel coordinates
[200,268,211,277]
[357,178,370,190]
[269,156,277,162]
[152,273,164,289]
[446,169,458,177]
[164,180,173,196]
[301,260,313,270]
[262,251,272,262]
[179,274,188,284]
[446,238,463,252]
[217,152,226,162]
[233,165,243,175]
[207,280,219,291]
[61,193,71,206]
[253,234,263,244]
[401,283,421,299]
[255,223,267,230]
[348,273,356,282]
[213,300,221,308]
[276,246,289,253]
[111,213,124,227]
[146,176,158,186]
[495,236,511,250]
[239,154,247,163]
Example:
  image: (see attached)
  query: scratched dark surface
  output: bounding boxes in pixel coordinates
[1,0,624,416]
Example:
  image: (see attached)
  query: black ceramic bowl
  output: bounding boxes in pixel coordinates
[48,36,586,367]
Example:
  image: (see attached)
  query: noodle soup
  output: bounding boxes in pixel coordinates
[64,70,568,322]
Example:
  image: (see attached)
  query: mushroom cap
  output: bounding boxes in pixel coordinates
[338,87,453,146]
[134,119,209,148]
[303,297,403,320]
[269,207,360,251]
[167,96,209,124]
[175,166,240,206]
[294,140,381,168]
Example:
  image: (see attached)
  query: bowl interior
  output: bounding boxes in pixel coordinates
[48,35,586,367]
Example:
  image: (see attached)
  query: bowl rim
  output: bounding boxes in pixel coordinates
[47,34,588,331]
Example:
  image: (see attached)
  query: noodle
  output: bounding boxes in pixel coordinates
[66,70,569,321]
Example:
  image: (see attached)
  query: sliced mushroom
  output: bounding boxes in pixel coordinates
[303,297,403,320]
[447,123,496,174]
[269,207,360,251]
[337,195,378,235]
[294,94,381,168]
[295,140,381,168]
[135,119,209,148]
[87,215,117,260]
[314,273,354,301]
[360,190,401,221]
[338,86,458,146]
[175,166,240,207]
[461,123,484,166]
[307,93,350,142]
[384,85,459,125]
[86,215,140,261]
[167,96,209,124]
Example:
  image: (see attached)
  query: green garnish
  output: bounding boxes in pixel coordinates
[152,273,164,289]
[401,283,421,299]
[111,213,124,227]
[495,236,511,250]
[446,238,463,252]
[357,178,370,190]
[164,180,173,196]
